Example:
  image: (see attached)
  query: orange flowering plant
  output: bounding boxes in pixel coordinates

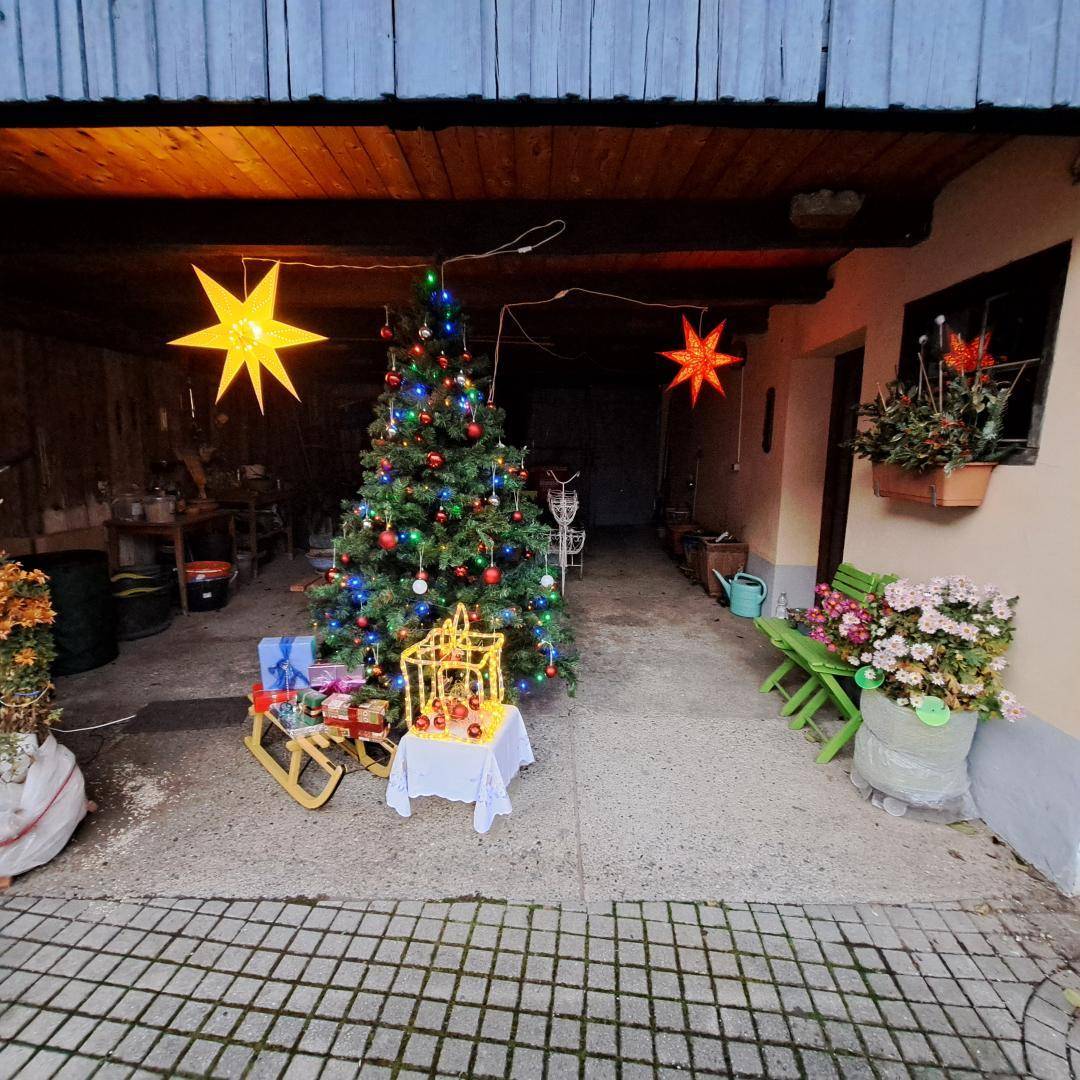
[0,553,61,740]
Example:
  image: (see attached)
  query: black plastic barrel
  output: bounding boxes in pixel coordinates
[112,564,174,640]
[20,550,118,675]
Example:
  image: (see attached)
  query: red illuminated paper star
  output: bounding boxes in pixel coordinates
[659,316,742,406]
[943,331,995,374]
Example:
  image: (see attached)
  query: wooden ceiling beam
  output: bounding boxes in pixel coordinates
[0,197,932,254]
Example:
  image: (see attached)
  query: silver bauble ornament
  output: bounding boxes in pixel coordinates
[362,519,373,530]
[455,373,467,387]
[411,577,429,595]
[488,494,500,506]
[539,573,556,588]
[418,324,432,340]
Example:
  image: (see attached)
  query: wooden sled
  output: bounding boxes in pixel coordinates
[245,702,398,810]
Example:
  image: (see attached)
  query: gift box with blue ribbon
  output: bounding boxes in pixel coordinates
[258,635,316,693]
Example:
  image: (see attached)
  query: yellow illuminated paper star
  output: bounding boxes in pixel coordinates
[659,315,742,406]
[169,263,325,413]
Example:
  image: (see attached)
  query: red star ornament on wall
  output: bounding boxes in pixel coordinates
[943,331,995,374]
[659,315,742,406]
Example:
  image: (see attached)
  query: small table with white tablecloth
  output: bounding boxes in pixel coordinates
[385,705,534,833]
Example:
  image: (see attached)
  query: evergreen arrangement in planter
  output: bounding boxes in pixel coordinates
[849,326,1019,507]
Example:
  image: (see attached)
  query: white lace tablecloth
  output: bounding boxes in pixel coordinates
[386,706,534,833]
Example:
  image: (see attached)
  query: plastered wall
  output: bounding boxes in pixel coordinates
[677,136,1080,735]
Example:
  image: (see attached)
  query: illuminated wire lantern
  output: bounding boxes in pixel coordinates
[399,603,505,737]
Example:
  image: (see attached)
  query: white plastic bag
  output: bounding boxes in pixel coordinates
[0,733,87,878]
[851,690,978,823]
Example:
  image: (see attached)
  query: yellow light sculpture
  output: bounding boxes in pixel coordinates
[169,262,326,413]
[400,603,506,743]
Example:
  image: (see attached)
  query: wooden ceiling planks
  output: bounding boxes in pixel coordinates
[0,124,1008,202]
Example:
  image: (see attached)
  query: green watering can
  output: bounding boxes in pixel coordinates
[714,571,768,617]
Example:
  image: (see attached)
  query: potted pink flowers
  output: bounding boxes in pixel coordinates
[803,584,874,653]
[806,573,1022,820]
[849,576,1022,819]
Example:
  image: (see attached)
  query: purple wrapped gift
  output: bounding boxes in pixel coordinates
[308,663,366,695]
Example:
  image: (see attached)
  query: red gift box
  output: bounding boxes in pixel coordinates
[325,700,389,740]
[252,682,298,714]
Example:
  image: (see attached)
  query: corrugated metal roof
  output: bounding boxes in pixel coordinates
[0,0,1076,109]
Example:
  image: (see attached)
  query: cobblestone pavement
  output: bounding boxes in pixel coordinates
[1,895,1079,1079]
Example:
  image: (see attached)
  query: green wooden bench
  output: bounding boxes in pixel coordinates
[754,563,894,764]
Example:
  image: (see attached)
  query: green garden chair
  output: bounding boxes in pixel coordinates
[754,563,894,763]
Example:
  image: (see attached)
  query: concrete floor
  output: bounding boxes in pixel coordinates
[12,530,1056,905]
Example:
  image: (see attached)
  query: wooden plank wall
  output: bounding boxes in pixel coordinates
[0,327,319,555]
[2,0,1075,109]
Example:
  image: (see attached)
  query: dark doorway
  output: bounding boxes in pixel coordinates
[816,347,864,584]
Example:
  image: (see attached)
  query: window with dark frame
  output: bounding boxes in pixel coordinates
[897,242,1071,465]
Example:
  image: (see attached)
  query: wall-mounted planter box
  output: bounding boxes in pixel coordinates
[872,462,995,508]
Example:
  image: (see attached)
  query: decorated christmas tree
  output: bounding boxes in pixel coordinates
[310,273,576,720]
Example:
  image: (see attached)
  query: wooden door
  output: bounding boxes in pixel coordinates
[816,348,864,584]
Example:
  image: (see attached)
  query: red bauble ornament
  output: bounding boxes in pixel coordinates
[468,694,481,709]
[410,343,425,357]
[435,509,448,525]
[467,722,482,739]
[468,609,481,623]
[397,628,410,641]
[437,354,449,369]
[482,566,503,586]
[356,615,369,629]
[379,324,394,341]
[325,568,340,584]
[453,565,468,579]
[518,469,529,481]
[380,457,392,471]
[511,510,524,523]
[441,376,454,388]
[371,664,384,677]
[384,370,402,389]
[461,351,473,364]
[545,664,558,678]
[433,714,446,731]
[451,702,469,721]
[377,529,398,551]
[340,552,351,565]
[419,411,433,425]
[426,451,445,469]
[416,569,429,582]
[466,422,484,441]
[414,714,430,731]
